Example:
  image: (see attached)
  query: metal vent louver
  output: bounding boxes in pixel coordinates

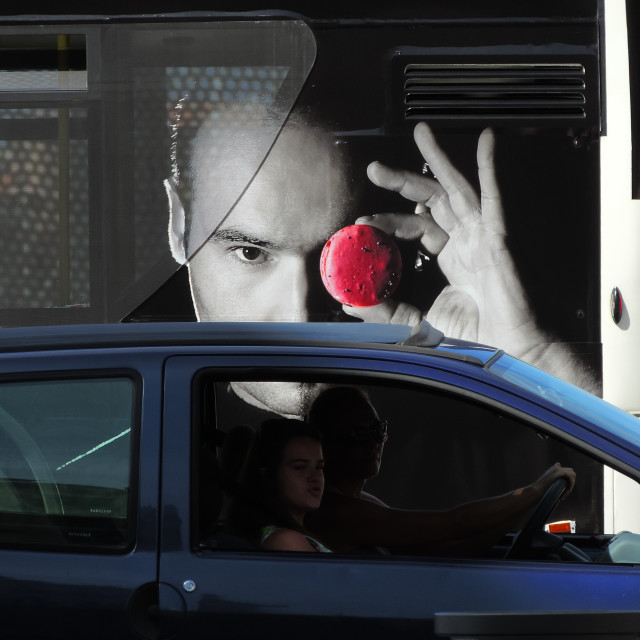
[404,63,586,120]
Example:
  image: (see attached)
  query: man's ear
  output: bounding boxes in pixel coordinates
[164,177,187,264]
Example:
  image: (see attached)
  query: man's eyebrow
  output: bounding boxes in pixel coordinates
[209,227,279,249]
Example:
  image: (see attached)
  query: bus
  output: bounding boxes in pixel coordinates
[0,0,638,530]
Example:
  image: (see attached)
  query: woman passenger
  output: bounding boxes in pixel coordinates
[227,418,331,553]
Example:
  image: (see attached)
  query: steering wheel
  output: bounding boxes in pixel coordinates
[505,477,568,560]
[0,406,64,515]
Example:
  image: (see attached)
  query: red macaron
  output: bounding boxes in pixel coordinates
[320,224,402,307]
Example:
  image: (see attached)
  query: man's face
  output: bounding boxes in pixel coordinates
[186,125,353,416]
[187,125,351,322]
[324,398,387,482]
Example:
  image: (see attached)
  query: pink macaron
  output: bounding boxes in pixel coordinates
[320,224,402,307]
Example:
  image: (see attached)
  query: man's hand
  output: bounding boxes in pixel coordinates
[344,123,599,393]
[531,462,577,498]
[345,122,547,358]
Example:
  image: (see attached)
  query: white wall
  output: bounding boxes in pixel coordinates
[601,0,640,533]
[601,0,640,411]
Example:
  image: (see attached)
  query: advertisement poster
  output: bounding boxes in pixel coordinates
[0,16,601,401]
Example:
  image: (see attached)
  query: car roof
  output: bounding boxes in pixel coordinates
[2,321,639,464]
[0,321,500,365]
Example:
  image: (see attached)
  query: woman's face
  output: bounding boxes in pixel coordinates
[276,436,325,520]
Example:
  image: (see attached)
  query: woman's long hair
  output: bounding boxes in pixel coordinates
[226,418,322,546]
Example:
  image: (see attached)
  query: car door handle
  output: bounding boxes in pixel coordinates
[128,583,160,640]
[128,583,186,640]
[434,610,640,638]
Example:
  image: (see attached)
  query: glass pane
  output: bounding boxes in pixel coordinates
[0,376,135,549]
[0,21,316,323]
[209,375,640,562]
[0,107,89,309]
[106,20,317,318]
[0,34,87,92]
[134,63,291,281]
[489,353,640,449]
[627,2,640,198]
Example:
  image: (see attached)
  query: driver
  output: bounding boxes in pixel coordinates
[305,386,576,555]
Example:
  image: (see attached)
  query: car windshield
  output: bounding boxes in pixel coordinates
[488,353,640,452]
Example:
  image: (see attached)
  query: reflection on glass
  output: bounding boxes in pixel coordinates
[489,353,640,448]
[0,34,87,92]
[0,108,89,309]
[0,70,86,92]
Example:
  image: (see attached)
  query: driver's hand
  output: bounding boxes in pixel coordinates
[534,462,576,497]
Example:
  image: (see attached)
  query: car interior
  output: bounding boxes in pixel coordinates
[193,371,640,564]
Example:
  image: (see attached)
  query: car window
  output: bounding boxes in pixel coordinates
[194,373,640,564]
[489,353,640,450]
[0,375,137,550]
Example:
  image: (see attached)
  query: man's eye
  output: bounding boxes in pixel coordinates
[231,246,267,264]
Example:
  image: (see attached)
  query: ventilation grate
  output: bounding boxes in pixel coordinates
[404,63,586,120]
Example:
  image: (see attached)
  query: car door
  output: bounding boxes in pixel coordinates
[0,349,162,640]
[159,350,640,640]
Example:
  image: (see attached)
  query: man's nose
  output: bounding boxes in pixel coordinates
[265,254,339,322]
[277,256,312,322]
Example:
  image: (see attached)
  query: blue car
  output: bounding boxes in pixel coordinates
[0,321,639,639]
